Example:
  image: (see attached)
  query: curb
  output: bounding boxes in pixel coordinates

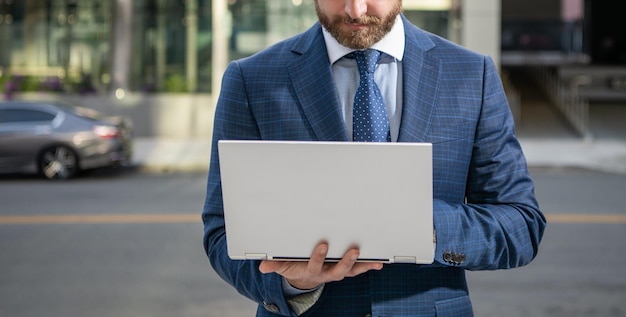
[131,138,626,175]
[519,139,626,175]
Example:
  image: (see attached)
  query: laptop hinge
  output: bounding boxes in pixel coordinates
[245,253,268,260]
[393,256,417,264]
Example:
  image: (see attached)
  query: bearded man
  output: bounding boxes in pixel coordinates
[202,0,546,316]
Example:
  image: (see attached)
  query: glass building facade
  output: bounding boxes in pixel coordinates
[0,0,459,95]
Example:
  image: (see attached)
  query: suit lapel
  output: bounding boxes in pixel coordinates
[285,19,441,143]
[287,25,349,141]
[398,18,441,142]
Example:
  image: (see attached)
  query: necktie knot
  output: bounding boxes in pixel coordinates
[352,49,381,75]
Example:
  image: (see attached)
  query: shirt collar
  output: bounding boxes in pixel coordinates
[323,15,405,64]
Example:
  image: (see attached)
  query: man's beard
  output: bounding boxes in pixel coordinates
[315,1,402,50]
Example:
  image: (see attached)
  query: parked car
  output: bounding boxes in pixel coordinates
[0,100,133,180]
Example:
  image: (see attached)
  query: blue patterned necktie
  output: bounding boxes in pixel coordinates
[351,49,390,142]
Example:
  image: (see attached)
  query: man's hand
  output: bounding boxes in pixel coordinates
[258,243,384,290]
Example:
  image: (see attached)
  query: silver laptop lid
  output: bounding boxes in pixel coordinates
[218,140,434,264]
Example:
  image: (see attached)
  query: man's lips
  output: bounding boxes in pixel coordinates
[345,21,369,30]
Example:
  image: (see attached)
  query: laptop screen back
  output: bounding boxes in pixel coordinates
[218,140,434,264]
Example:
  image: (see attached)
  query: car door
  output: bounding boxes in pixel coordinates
[0,108,58,172]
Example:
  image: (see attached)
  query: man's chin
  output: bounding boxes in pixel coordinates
[337,33,378,50]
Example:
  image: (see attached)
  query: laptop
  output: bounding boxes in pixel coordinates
[218,140,434,264]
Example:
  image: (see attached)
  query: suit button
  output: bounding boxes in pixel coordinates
[365,314,372,317]
[263,301,280,313]
[443,251,465,265]
[443,251,453,263]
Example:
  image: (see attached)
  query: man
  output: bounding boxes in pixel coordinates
[202,0,546,316]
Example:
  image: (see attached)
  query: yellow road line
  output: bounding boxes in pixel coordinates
[0,213,624,225]
[545,213,626,224]
[0,213,200,225]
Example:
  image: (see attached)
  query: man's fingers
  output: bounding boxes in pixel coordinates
[323,249,360,281]
[258,243,383,290]
[347,262,384,277]
[329,249,384,280]
[306,243,329,275]
[259,244,328,277]
[259,260,282,273]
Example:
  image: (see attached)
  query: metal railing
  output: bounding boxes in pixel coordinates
[529,66,592,140]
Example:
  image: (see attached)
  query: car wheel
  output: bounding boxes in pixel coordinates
[39,145,79,180]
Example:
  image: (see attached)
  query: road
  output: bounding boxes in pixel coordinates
[0,167,625,317]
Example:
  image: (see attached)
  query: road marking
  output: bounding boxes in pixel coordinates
[545,213,626,224]
[0,213,624,225]
[0,213,200,225]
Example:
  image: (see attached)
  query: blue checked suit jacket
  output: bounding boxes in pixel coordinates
[202,15,546,317]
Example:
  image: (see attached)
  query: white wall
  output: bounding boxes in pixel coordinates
[462,0,501,68]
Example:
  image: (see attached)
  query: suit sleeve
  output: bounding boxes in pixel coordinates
[432,56,547,270]
[201,61,298,316]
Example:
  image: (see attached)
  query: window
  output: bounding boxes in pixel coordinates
[0,109,56,123]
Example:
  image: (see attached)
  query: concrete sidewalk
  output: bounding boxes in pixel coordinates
[131,137,626,175]
[132,138,212,173]
[518,138,626,174]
